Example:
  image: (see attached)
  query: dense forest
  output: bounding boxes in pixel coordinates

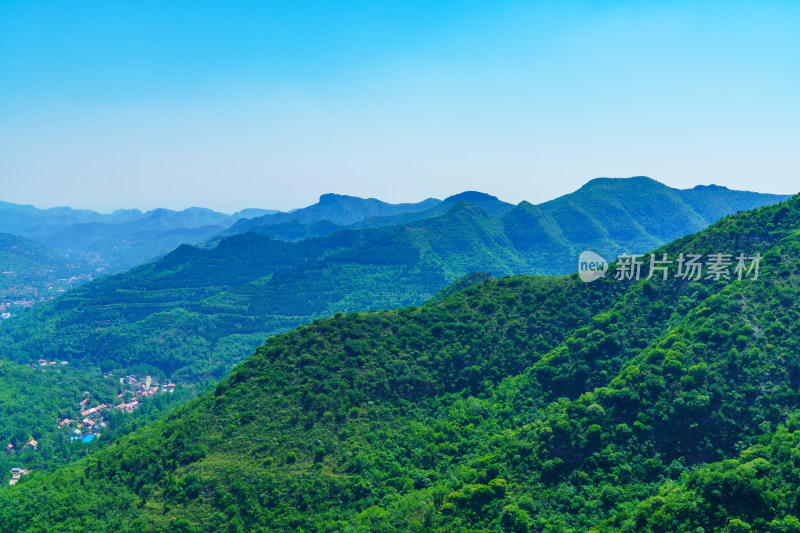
[1,193,799,531]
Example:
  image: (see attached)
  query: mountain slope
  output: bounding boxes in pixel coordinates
[1,195,799,531]
[0,202,277,240]
[0,202,140,238]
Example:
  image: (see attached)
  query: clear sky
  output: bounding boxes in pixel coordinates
[1,1,798,213]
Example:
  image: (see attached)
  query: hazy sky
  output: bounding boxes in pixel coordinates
[1,1,798,213]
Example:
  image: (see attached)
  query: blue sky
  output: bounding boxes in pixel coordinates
[1,1,798,212]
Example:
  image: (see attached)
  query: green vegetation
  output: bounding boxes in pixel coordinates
[1,194,799,531]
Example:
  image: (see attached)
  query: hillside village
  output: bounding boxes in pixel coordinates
[55,373,177,445]
[4,371,177,470]
[4,370,180,485]
[0,271,96,318]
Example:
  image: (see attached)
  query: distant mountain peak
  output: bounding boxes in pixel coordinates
[443,191,500,203]
[318,193,362,203]
[146,208,173,218]
[692,184,729,191]
[579,176,663,190]
[512,200,539,211]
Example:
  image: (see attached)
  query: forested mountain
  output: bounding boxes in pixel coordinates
[219,191,510,244]
[220,178,789,268]
[0,179,788,385]
[0,233,98,303]
[1,194,799,531]
[531,177,788,258]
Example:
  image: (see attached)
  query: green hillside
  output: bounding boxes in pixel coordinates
[229,189,547,243]
[1,195,799,531]
[224,191,511,243]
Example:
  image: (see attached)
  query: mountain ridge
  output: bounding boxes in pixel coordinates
[225,178,790,265]
[221,194,441,236]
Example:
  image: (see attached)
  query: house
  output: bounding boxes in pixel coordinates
[26,439,37,450]
[9,467,30,486]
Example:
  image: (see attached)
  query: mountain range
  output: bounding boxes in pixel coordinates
[1,189,798,531]
[220,193,441,236]
[2,178,788,275]
[0,177,788,384]
[0,203,278,272]
[218,179,788,262]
